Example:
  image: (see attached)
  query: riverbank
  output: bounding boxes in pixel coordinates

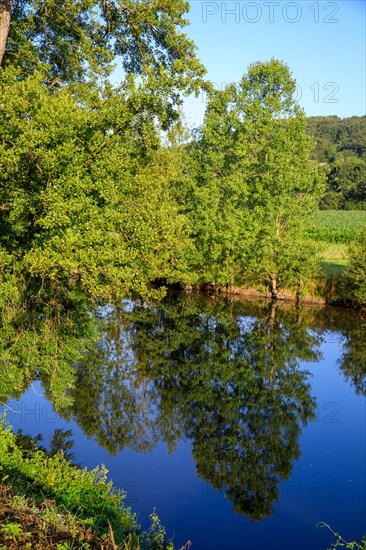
[179,274,358,308]
[0,420,173,550]
[185,284,327,305]
[0,484,114,549]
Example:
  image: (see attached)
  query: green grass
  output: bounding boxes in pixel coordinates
[0,419,175,550]
[0,420,136,545]
[316,242,348,278]
[318,242,349,263]
[307,210,366,244]
[307,211,366,280]
[0,484,109,549]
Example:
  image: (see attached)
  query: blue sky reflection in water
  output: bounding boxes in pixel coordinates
[3,298,366,550]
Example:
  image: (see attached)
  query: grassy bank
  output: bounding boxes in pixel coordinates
[317,242,348,277]
[0,420,175,550]
[311,211,365,275]
[311,211,366,305]
[0,483,117,549]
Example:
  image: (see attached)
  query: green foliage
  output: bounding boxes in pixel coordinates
[1,0,207,307]
[0,66,191,304]
[341,226,366,306]
[176,60,325,294]
[0,419,176,549]
[317,522,366,549]
[322,157,366,210]
[141,510,174,550]
[307,211,366,243]
[4,0,207,103]
[0,419,137,544]
[307,116,366,162]
[306,116,366,210]
[0,521,23,540]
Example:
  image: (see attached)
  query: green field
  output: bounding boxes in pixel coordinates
[307,211,366,277]
[318,243,349,277]
[307,210,366,244]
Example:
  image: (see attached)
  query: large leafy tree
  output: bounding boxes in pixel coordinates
[171,87,249,285]
[0,1,206,305]
[178,60,325,295]
[0,70,192,301]
[1,0,206,118]
[233,61,325,296]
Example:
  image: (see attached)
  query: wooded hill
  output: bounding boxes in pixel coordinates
[306,116,366,209]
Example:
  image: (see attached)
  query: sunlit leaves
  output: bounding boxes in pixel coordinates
[177,60,326,292]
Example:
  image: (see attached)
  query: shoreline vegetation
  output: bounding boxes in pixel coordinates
[172,272,359,307]
[0,419,180,550]
[159,222,366,306]
[170,208,366,307]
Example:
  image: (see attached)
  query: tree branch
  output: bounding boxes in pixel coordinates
[0,0,13,65]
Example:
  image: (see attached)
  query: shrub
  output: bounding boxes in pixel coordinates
[341,226,366,305]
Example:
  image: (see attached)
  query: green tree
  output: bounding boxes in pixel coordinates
[307,115,366,210]
[169,88,249,285]
[1,0,207,306]
[307,116,366,162]
[325,158,366,209]
[178,60,325,295]
[1,0,206,128]
[0,69,192,303]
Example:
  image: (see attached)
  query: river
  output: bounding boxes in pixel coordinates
[2,294,366,550]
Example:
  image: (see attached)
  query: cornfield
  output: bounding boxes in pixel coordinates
[307,210,366,243]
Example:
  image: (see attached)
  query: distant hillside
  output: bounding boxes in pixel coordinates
[306,116,366,210]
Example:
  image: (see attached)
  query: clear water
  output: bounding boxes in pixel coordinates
[3,295,366,550]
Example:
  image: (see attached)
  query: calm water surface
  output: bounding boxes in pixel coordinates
[3,295,366,550]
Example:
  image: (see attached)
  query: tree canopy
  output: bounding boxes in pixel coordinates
[0,3,362,304]
[172,60,325,295]
[0,0,207,306]
[1,0,206,91]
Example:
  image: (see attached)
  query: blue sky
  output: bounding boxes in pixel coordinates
[182,0,366,125]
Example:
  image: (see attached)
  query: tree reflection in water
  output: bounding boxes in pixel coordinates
[67,296,321,521]
[1,294,365,522]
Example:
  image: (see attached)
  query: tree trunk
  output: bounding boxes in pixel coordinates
[0,0,12,65]
[269,301,277,329]
[270,273,278,301]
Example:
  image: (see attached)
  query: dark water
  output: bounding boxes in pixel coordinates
[2,295,366,550]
